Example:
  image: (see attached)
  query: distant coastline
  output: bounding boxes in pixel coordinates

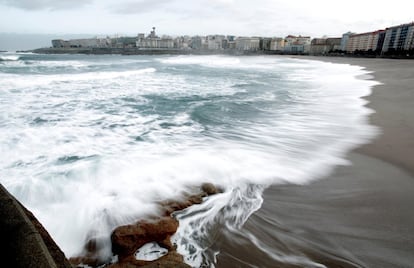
[24,47,414,59]
[27,47,291,56]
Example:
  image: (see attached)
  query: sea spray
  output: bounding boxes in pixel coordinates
[0,53,378,265]
[172,184,265,267]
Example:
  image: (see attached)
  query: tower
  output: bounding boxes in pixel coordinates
[150,27,156,38]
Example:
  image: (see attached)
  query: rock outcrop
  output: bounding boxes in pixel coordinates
[111,217,179,260]
[0,184,72,268]
[70,183,222,267]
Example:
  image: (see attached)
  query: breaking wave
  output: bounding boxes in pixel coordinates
[0,54,378,266]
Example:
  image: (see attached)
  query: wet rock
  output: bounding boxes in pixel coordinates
[160,194,204,216]
[74,183,222,267]
[0,184,72,268]
[107,251,190,268]
[72,215,188,268]
[21,206,72,268]
[143,251,190,267]
[69,255,101,267]
[201,182,221,195]
[159,182,221,216]
[68,236,109,267]
[111,216,179,260]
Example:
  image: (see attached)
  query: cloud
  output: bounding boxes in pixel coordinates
[110,0,172,14]
[0,0,93,10]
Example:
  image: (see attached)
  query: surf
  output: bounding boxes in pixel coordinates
[0,54,378,266]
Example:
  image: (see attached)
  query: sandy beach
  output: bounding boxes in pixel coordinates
[312,57,414,174]
[216,57,414,267]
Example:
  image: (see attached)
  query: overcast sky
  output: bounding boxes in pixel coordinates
[0,0,413,38]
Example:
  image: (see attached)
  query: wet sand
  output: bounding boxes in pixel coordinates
[216,57,414,267]
[310,57,414,174]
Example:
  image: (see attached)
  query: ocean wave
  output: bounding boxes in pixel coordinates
[0,55,20,61]
[0,67,157,90]
[0,54,379,265]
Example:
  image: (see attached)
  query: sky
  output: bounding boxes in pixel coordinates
[0,0,413,50]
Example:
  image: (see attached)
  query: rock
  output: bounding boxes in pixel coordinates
[21,206,73,268]
[69,255,101,267]
[68,235,110,267]
[74,182,223,267]
[159,182,222,217]
[84,236,105,253]
[107,251,190,268]
[141,251,190,267]
[160,194,204,216]
[111,216,179,260]
[0,184,72,268]
[201,182,221,195]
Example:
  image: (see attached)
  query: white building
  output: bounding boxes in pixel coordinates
[207,35,226,50]
[173,36,191,49]
[136,27,174,49]
[284,35,311,53]
[52,37,111,48]
[235,37,260,51]
[346,30,384,52]
[269,38,285,51]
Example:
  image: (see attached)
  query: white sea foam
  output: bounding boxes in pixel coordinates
[0,54,20,61]
[158,55,282,71]
[0,68,156,90]
[0,55,379,265]
[159,55,241,67]
[135,242,169,261]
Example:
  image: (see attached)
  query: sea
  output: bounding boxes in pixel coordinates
[0,52,378,267]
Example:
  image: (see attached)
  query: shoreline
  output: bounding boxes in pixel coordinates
[216,56,414,267]
[309,57,414,266]
[307,56,414,176]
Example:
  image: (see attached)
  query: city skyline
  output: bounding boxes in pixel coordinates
[39,21,414,57]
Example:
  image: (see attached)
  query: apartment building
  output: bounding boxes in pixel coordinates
[382,22,414,52]
[270,38,285,51]
[207,35,226,50]
[284,35,311,54]
[235,37,260,51]
[346,30,385,52]
[310,38,341,55]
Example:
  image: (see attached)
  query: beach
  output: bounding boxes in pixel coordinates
[216,57,414,267]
